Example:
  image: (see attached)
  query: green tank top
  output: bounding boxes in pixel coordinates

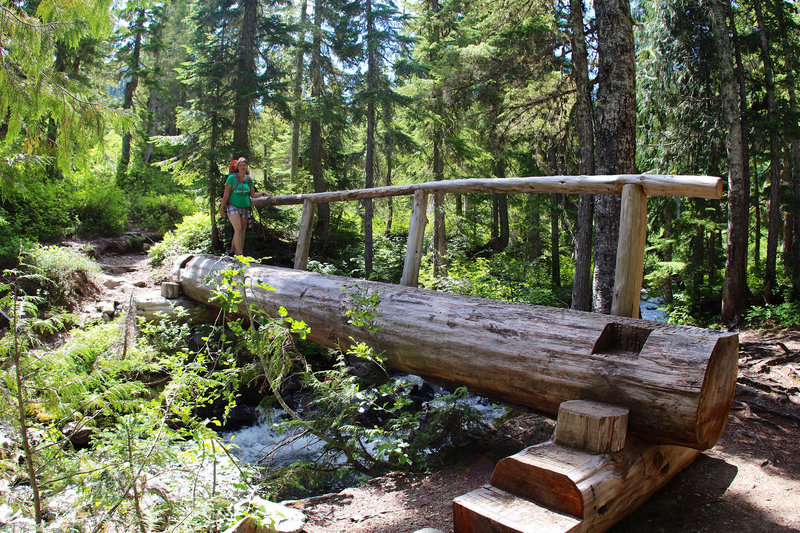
[226,174,252,208]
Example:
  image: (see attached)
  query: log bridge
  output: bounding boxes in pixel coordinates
[165,174,738,532]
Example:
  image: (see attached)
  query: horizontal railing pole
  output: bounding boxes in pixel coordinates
[251,174,723,207]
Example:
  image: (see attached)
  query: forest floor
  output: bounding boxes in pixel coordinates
[83,241,800,533]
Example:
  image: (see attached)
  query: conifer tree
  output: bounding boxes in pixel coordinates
[0,0,118,190]
[592,0,636,314]
[348,0,406,274]
[570,0,595,311]
[115,4,148,182]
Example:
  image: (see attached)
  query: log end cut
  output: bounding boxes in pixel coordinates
[695,332,740,449]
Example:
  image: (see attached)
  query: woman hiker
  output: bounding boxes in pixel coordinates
[218,157,269,256]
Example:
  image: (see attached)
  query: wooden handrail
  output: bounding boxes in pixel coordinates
[251,174,723,207]
[249,174,724,319]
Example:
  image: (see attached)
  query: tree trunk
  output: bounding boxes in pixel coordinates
[117,7,144,182]
[429,0,446,277]
[754,0,781,303]
[384,109,395,235]
[715,0,750,321]
[777,5,800,298]
[311,0,329,234]
[551,194,561,287]
[209,109,222,252]
[364,0,377,277]
[232,0,258,157]
[290,0,308,183]
[592,0,636,314]
[570,0,595,311]
[528,196,542,259]
[491,196,499,242]
[548,140,561,287]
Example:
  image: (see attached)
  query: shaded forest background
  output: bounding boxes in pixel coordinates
[3,0,800,327]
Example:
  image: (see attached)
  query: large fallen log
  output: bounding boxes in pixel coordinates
[175,254,738,450]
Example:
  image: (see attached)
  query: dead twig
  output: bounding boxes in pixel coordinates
[735,384,800,424]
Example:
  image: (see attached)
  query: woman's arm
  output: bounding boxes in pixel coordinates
[249,182,269,198]
[219,184,232,214]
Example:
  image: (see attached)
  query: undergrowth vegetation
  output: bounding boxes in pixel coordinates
[149,212,214,266]
[0,249,495,531]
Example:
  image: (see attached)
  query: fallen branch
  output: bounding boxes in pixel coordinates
[735,384,800,424]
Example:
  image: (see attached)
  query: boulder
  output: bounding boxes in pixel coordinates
[226,497,306,533]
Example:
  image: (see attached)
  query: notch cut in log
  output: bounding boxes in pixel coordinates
[175,255,739,450]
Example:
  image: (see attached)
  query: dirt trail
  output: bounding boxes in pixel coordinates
[88,246,800,533]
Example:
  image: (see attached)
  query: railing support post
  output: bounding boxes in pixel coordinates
[400,190,428,287]
[294,199,316,270]
[612,184,647,318]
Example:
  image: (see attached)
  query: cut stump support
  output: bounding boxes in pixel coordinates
[294,199,315,270]
[454,400,700,533]
[554,400,628,454]
[161,282,181,299]
[400,190,428,287]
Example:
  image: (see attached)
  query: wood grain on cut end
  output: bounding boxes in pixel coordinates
[555,400,629,453]
[696,332,740,449]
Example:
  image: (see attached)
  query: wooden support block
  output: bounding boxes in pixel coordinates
[400,190,428,287]
[554,400,629,454]
[611,183,647,318]
[294,199,315,270]
[486,438,700,530]
[161,282,181,299]
[453,485,580,533]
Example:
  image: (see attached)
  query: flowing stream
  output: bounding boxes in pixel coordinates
[224,297,665,468]
[221,374,506,468]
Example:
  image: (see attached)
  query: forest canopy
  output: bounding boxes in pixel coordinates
[2,0,800,325]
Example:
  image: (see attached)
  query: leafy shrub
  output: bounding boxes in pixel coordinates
[118,163,181,195]
[149,212,213,265]
[20,243,102,310]
[129,194,198,235]
[371,233,407,282]
[72,177,130,237]
[419,250,567,307]
[746,299,800,331]
[0,180,73,265]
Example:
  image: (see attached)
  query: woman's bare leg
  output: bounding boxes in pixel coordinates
[227,213,247,255]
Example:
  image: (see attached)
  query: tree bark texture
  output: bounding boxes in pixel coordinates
[290,0,308,183]
[754,0,781,303]
[177,255,739,450]
[232,0,258,156]
[570,0,595,312]
[592,0,636,314]
[777,5,800,298]
[310,0,330,234]
[712,0,750,322]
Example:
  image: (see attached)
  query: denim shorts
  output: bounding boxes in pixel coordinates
[226,205,252,219]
